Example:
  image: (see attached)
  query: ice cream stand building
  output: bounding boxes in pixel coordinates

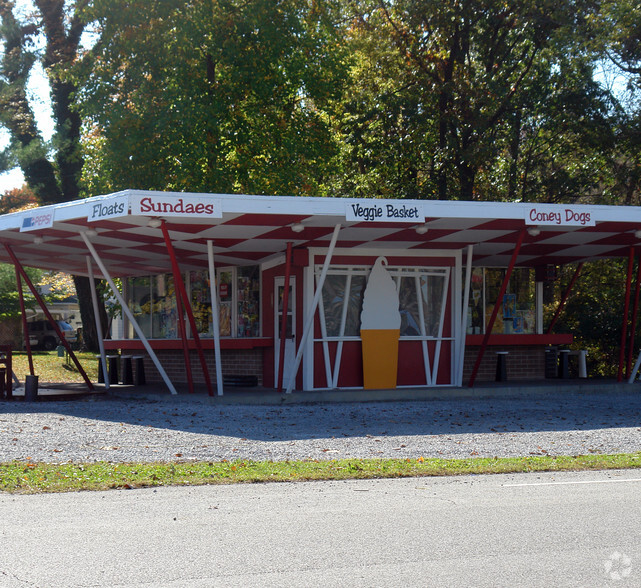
[1,190,640,396]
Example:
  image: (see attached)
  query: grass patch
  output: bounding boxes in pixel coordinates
[11,350,99,383]
[2,453,641,494]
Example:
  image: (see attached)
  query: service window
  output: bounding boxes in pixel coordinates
[127,274,177,339]
[128,267,260,339]
[467,267,536,335]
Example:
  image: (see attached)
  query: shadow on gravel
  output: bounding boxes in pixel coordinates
[2,389,641,442]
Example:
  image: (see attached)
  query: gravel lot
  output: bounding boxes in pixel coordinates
[1,389,640,463]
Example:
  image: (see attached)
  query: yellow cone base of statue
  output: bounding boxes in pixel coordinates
[361,329,400,389]
[360,257,401,389]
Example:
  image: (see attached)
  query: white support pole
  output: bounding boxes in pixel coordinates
[332,272,352,389]
[86,256,110,388]
[81,232,178,395]
[207,240,224,396]
[414,273,432,386]
[535,281,544,334]
[432,267,451,386]
[286,223,341,394]
[317,293,333,388]
[457,245,473,387]
[628,349,641,383]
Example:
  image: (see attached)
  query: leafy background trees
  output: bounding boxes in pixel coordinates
[77,0,349,196]
[1,0,640,373]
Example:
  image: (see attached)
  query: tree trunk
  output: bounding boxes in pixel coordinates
[73,276,109,352]
[459,163,476,201]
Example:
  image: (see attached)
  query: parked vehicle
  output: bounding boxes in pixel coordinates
[26,320,77,351]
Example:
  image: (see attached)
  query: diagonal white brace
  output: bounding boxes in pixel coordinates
[86,256,110,388]
[457,245,474,386]
[81,232,178,395]
[207,240,224,396]
[286,223,341,394]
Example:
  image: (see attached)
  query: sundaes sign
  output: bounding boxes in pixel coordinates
[526,205,595,226]
[131,195,222,218]
[346,201,423,223]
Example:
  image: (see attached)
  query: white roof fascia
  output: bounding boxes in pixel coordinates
[2,190,641,230]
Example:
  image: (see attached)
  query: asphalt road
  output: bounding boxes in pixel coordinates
[1,470,640,587]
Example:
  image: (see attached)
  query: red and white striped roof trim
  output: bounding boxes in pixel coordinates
[0,190,638,277]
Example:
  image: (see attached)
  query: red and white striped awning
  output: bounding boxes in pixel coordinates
[0,190,639,276]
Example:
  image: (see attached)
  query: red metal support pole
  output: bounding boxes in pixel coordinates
[14,268,34,376]
[3,243,94,391]
[627,254,641,378]
[159,223,194,394]
[160,221,213,395]
[618,247,635,381]
[277,242,293,392]
[173,286,194,394]
[546,262,584,334]
[468,229,526,387]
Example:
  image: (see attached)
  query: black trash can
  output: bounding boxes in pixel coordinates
[24,374,38,402]
[545,348,558,379]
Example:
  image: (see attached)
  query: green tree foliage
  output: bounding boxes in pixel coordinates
[0,263,42,319]
[77,0,349,196]
[590,0,641,207]
[550,260,633,378]
[332,0,609,201]
[476,57,615,204]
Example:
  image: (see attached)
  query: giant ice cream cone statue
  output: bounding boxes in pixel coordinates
[360,257,401,389]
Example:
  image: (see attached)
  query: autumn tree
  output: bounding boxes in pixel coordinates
[0,184,38,213]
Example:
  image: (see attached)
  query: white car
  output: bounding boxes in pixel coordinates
[26,320,77,351]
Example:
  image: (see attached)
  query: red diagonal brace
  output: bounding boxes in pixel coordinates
[468,228,526,387]
[4,243,93,391]
[173,280,194,394]
[627,253,641,378]
[160,221,213,396]
[546,262,583,334]
[15,268,34,376]
[619,247,635,381]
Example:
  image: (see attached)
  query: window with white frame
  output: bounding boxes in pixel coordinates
[127,274,177,339]
[127,265,260,339]
[466,267,536,335]
[318,265,450,340]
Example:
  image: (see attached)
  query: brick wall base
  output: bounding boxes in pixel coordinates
[462,345,545,383]
[111,345,547,389]
[124,349,264,387]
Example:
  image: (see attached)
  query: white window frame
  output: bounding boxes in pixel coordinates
[313,263,453,389]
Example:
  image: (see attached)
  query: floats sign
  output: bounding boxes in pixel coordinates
[346,201,422,223]
[131,195,222,218]
[526,205,595,227]
[87,194,129,222]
